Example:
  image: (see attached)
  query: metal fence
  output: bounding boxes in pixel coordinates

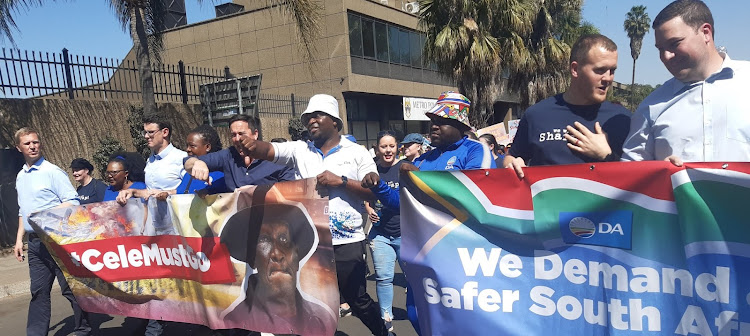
[0,48,226,103]
[257,93,310,118]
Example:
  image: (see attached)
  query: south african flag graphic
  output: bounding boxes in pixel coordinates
[401,162,750,336]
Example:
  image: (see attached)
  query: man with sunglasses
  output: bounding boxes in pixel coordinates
[196,94,390,336]
[400,91,496,173]
[117,115,187,204]
[116,114,186,335]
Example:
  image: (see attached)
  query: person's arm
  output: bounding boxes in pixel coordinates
[621,104,655,162]
[466,141,497,169]
[51,168,80,206]
[362,172,400,210]
[316,170,374,200]
[363,201,380,224]
[14,217,24,262]
[239,136,276,161]
[504,116,531,179]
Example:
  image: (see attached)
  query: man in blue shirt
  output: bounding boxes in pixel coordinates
[402,91,496,172]
[184,114,296,191]
[504,34,631,179]
[14,127,91,336]
[622,0,750,164]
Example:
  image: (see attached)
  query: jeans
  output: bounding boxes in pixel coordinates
[368,231,401,320]
[334,241,389,336]
[27,234,91,336]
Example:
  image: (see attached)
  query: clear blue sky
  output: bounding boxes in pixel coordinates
[2,0,748,87]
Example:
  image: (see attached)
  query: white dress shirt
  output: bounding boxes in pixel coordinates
[622,54,750,162]
[144,143,187,190]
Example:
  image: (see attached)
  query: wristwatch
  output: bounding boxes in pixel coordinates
[339,175,348,188]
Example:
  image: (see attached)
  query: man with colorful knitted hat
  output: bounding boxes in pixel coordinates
[401,91,496,172]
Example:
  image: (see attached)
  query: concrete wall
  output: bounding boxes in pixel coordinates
[0,99,294,181]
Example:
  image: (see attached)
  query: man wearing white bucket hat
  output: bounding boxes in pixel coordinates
[213,93,390,336]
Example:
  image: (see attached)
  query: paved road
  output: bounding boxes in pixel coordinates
[0,255,417,336]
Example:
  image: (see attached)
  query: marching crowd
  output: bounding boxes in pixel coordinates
[10,0,750,335]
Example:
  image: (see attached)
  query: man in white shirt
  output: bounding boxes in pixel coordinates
[622,0,750,164]
[192,94,390,336]
[117,114,186,335]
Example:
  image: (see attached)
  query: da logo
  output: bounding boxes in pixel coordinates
[568,217,596,238]
[445,156,457,170]
[560,211,633,249]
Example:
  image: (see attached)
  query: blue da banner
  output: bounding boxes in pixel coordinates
[400,162,750,335]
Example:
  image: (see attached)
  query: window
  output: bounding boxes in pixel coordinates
[388,25,400,64]
[348,14,362,57]
[362,19,375,58]
[410,31,422,67]
[375,22,388,61]
[398,29,410,65]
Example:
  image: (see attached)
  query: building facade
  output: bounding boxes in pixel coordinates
[129,0,519,145]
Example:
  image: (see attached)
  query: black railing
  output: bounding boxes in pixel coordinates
[0,48,226,103]
[257,93,310,118]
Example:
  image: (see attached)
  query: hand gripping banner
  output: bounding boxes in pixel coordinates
[401,161,750,336]
[29,179,338,336]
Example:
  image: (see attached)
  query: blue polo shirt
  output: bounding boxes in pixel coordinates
[16,157,79,231]
[414,136,496,171]
[187,147,296,192]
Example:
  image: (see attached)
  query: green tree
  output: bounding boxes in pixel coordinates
[0,1,320,115]
[127,105,149,161]
[420,0,586,128]
[624,5,651,102]
[92,136,126,178]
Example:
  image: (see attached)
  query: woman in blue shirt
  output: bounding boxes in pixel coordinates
[102,153,147,201]
[176,124,225,194]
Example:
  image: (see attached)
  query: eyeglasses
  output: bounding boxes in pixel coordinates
[142,128,164,137]
[105,170,124,177]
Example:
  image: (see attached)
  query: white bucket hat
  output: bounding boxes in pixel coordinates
[301,94,343,131]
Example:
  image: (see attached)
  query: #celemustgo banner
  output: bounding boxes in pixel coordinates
[401,161,750,336]
[29,179,338,336]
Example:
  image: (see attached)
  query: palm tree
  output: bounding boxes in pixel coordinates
[624,5,650,101]
[420,0,585,127]
[0,1,320,115]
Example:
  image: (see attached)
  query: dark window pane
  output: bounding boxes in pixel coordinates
[375,22,388,61]
[410,32,421,67]
[348,14,362,57]
[399,29,410,65]
[420,33,427,68]
[388,26,400,63]
[362,19,375,58]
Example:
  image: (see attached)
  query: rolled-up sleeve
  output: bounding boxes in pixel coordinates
[51,169,80,205]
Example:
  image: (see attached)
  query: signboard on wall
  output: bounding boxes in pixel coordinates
[403,97,436,121]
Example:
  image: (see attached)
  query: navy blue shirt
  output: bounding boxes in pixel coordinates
[77,179,108,204]
[370,160,404,238]
[188,147,296,192]
[509,94,631,166]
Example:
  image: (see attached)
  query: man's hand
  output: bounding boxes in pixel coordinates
[154,191,171,201]
[239,135,257,157]
[366,205,380,224]
[504,156,527,179]
[14,240,24,262]
[361,172,380,189]
[187,159,211,183]
[116,189,135,205]
[316,170,345,188]
[664,155,683,167]
[564,122,612,161]
[400,162,419,175]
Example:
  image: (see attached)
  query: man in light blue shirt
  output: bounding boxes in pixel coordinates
[14,127,91,336]
[622,0,750,164]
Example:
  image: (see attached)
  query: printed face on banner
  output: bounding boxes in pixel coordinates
[28,179,338,336]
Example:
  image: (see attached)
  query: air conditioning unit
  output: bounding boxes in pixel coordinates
[403,1,420,14]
